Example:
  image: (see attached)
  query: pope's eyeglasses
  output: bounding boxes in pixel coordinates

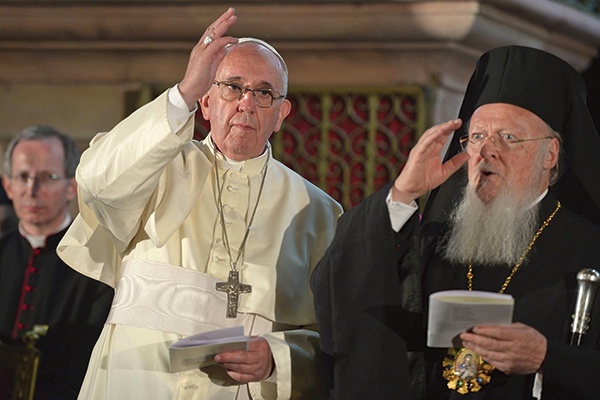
[9,172,67,189]
[459,132,553,152]
[213,80,285,108]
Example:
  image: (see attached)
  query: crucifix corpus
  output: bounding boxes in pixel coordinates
[216,270,252,318]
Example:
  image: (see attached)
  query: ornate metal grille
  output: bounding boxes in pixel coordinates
[195,87,426,210]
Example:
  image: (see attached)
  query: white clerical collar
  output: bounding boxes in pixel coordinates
[528,188,549,209]
[19,213,72,249]
[206,133,269,172]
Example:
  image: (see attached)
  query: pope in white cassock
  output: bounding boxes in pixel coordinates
[57,8,342,400]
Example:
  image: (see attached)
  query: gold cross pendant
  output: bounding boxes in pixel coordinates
[216,270,252,318]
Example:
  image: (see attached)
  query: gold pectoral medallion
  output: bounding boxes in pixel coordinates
[443,347,494,394]
[443,204,562,394]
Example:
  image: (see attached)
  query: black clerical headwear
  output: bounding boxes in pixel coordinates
[423,45,600,225]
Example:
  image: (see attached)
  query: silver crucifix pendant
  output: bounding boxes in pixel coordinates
[215,270,252,318]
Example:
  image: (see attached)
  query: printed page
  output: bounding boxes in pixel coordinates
[427,290,514,348]
[169,326,249,372]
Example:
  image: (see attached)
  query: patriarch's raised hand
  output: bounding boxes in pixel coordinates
[392,119,469,204]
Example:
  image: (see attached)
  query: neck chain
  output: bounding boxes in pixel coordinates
[214,149,269,272]
[467,201,561,294]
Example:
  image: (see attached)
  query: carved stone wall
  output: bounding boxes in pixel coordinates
[0,0,599,205]
[1,1,599,137]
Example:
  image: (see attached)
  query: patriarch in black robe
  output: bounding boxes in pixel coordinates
[312,46,600,400]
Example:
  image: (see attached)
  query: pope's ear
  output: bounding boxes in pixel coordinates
[200,94,210,121]
[274,99,292,132]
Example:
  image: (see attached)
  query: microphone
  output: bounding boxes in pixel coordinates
[570,268,600,346]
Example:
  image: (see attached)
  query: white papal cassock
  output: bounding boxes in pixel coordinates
[57,89,342,400]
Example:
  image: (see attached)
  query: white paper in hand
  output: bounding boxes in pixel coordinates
[427,290,514,348]
[169,326,249,372]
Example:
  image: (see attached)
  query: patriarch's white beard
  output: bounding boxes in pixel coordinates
[442,119,555,266]
[442,185,540,266]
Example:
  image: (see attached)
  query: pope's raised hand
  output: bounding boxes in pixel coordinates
[179,7,239,109]
[392,119,469,204]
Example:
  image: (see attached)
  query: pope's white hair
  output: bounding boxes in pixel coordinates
[226,37,288,95]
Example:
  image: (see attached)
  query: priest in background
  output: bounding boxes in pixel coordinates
[0,125,113,399]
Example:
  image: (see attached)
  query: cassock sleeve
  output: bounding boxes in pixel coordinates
[542,332,600,397]
[59,90,207,286]
[311,182,426,400]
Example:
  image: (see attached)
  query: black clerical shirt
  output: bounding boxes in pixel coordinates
[0,226,113,399]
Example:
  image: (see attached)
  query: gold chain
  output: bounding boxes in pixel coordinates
[467,201,561,294]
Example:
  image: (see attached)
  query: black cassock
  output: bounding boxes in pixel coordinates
[0,226,113,399]
[312,182,425,400]
[312,186,600,400]
[423,191,600,400]
[416,44,600,400]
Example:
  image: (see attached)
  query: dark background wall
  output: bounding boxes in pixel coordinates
[583,49,600,132]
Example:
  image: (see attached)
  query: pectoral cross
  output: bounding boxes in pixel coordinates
[216,270,252,318]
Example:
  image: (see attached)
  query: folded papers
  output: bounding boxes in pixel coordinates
[427,290,514,348]
[169,326,249,372]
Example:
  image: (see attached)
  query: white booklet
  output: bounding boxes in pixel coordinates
[169,326,249,372]
[427,290,514,348]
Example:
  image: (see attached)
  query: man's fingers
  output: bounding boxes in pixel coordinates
[200,7,237,46]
